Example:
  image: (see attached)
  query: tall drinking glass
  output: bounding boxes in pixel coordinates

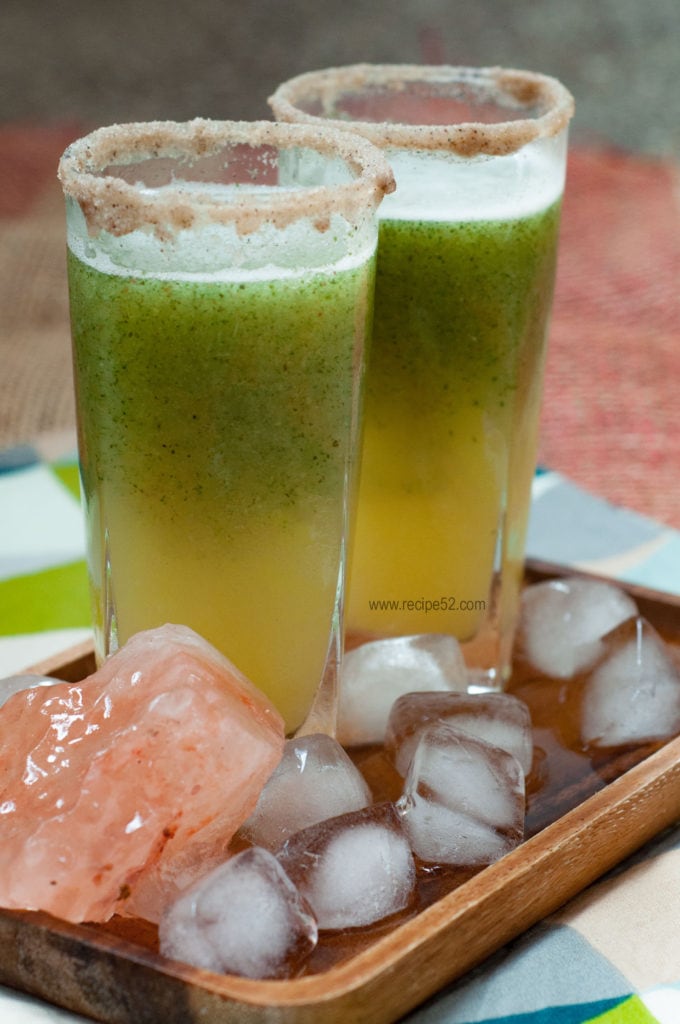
[58,119,394,733]
[271,65,574,687]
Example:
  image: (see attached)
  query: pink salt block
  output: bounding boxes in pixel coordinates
[0,624,285,925]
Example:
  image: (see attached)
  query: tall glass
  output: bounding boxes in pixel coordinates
[271,65,574,687]
[58,119,394,732]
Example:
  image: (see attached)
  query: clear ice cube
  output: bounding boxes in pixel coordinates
[158,847,317,979]
[386,691,533,778]
[277,803,416,930]
[518,576,638,679]
[581,616,680,747]
[398,724,525,866]
[239,733,372,850]
[338,634,468,746]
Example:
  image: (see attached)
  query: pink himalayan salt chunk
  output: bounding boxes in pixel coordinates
[0,624,284,925]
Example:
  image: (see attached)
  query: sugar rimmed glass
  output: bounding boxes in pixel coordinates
[271,65,574,687]
[59,118,394,733]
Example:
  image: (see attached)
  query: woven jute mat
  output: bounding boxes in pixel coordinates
[539,147,680,531]
[1,125,678,528]
[0,124,81,448]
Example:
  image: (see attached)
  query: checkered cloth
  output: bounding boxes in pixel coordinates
[0,432,91,676]
[405,824,680,1024]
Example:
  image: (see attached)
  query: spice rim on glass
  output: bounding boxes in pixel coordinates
[58,118,395,734]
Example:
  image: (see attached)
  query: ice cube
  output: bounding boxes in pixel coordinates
[398,724,525,866]
[581,616,680,747]
[159,847,317,979]
[240,733,372,850]
[0,674,59,709]
[518,576,638,678]
[0,624,284,924]
[277,803,416,930]
[386,691,533,778]
[338,634,468,746]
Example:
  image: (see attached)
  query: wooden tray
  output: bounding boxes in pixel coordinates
[2,562,680,1024]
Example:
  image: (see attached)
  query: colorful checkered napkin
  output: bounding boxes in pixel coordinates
[0,431,91,675]
[406,825,680,1024]
[2,436,680,1024]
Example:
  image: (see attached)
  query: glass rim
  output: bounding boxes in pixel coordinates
[58,117,396,238]
[269,64,575,157]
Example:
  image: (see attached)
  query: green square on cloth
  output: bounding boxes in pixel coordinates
[0,438,91,674]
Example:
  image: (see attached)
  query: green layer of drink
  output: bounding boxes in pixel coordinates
[373,202,560,411]
[68,255,371,526]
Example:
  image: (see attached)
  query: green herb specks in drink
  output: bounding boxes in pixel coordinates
[346,202,561,645]
[68,251,374,730]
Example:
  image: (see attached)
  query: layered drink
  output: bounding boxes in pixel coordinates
[271,66,575,684]
[60,119,394,731]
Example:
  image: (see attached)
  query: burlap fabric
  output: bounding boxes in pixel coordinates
[0,125,81,447]
[1,125,678,527]
[539,147,680,532]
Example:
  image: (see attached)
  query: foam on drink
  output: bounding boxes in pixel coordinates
[381,140,566,223]
[67,187,378,283]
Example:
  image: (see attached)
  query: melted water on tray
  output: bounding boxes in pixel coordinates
[100,635,678,977]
